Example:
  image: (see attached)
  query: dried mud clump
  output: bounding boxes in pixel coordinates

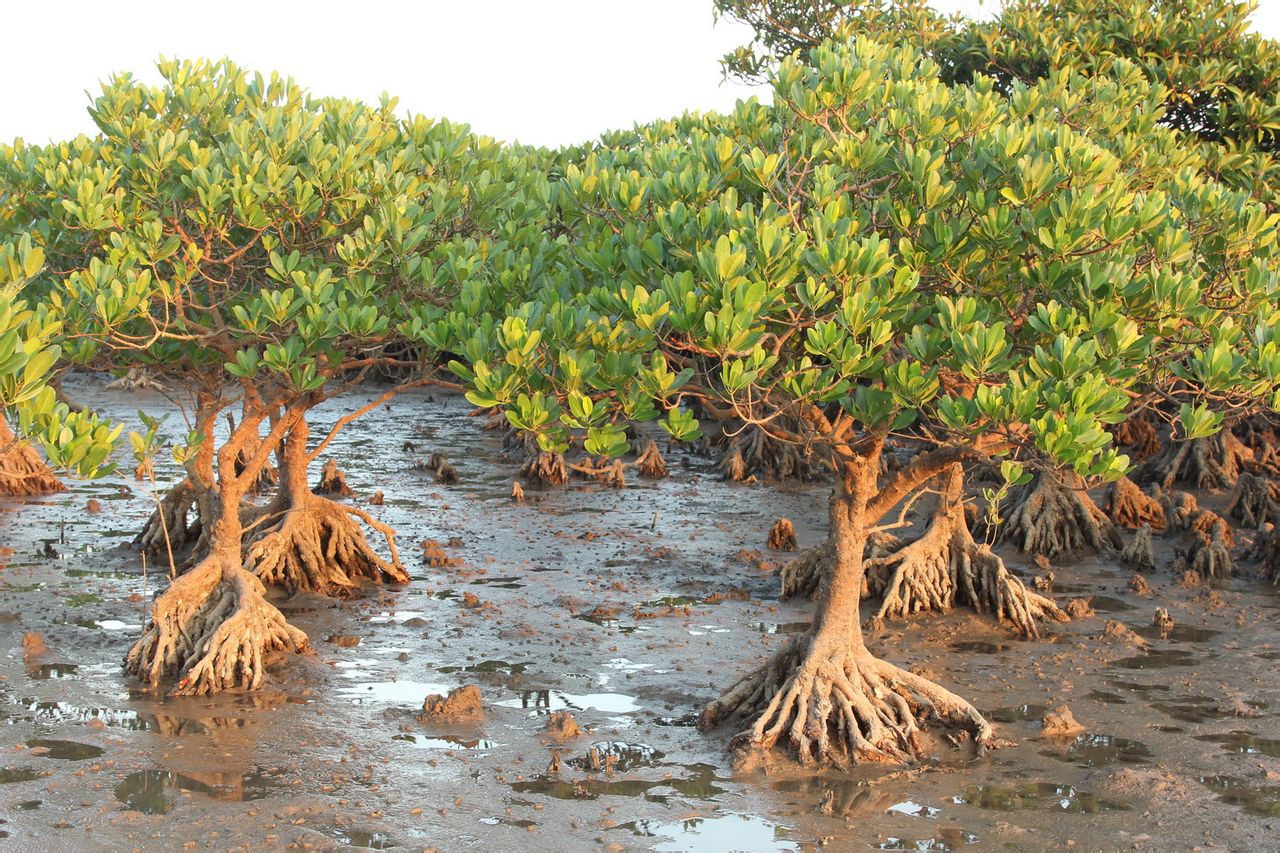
[1127,573,1152,596]
[414,452,459,485]
[1064,597,1095,619]
[314,459,355,498]
[420,539,461,568]
[1040,705,1085,738]
[1102,620,1147,647]
[544,710,582,740]
[420,685,484,723]
[768,518,798,552]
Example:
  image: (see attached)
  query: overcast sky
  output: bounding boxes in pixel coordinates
[2,0,1278,148]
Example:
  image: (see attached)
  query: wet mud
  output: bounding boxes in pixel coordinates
[0,377,1277,850]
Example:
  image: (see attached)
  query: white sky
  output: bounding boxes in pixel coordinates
[1,0,1278,148]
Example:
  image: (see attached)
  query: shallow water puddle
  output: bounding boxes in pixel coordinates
[0,767,43,785]
[983,703,1049,723]
[1087,595,1137,613]
[26,738,105,760]
[886,800,943,819]
[1044,734,1152,767]
[1133,625,1221,643]
[952,782,1128,814]
[1194,731,1280,758]
[495,690,640,715]
[1110,649,1206,670]
[510,761,727,803]
[1199,775,1280,817]
[618,813,798,851]
[437,659,528,675]
[569,741,664,772]
[337,680,451,704]
[26,663,78,680]
[114,767,284,814]
[752,621,811,635]
[950,641,1009,654]
[392,734,500,750]
[875,830,979,850]
[94,619,141,631]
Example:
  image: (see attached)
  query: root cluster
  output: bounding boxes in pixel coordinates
[634,439,668,479]
[1136,430,1254,491]
[999,470,1121,558]
[520,452,568,487]
[1105,477,1165,531]
[1225,473,1280,528]
[125,557,310,695]
[314,459,355,497]
[700,633,992,766]
[0,434,65,496]
[1120,525,1157,571]
[247,496,408,595]
[717,425,820,483]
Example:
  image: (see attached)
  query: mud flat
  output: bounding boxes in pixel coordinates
[0,377,1277,850]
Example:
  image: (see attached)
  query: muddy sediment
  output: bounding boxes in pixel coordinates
[0,378,1277,850]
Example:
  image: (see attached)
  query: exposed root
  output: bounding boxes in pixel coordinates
[1153,485,1201,533]
[1237,418,1280,474]
[1225,473,1280,528]
[246,495,408,596]
[0,417,65,496]
[1136,429,1254,491]
[1120,525,1157,572]
[699,633,993,766]
[511,481,525,502]
[716,424,820,483]
[105,367,165,392]
[1110,414,1161,461]
[124,555,310,695]
[135,478,206,564]
[780,533,899,602]
[866,473,1067,639]
[569,457,626,488]
[768,518,798,552]
[1184,526,1233,580]
[998,470,1121,558]
[519,452,567,487]
[634,439,668,479]
[1104,476,1166,531]
[1246,523,1280,584]
[414,452,459,485]
[314,459,355,497]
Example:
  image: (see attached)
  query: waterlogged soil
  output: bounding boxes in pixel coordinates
[1,377,1278,851]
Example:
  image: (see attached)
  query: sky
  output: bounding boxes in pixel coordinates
[1,0,1278,149]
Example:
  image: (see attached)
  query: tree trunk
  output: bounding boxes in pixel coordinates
[701,441,992,766]
[0,415,64,496]
[125,411,310,695]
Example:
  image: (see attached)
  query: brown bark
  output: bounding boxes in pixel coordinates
[0,416,64,496]
[701,439,993,767]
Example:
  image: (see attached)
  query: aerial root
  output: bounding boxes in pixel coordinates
[1246,523,1280,584]
[0,436,65,496]
[519,452,568,487]
[135,478,206,565]
[700,634,993,767]
[999,470,1121,558]
[124,556,310,695]
[1105,476,1166,531]
[717,425,819,483]
[779,533,898,602]
[634,439,668,479]
[1225,473,1280,528]
[247,496,408,596]
[1183,525,1234,580]
[1136,430,1254,491]
[1110,415,1161,461]
[1121,524,1157,572]
[570,457,626,488]
[867,513,1067,639]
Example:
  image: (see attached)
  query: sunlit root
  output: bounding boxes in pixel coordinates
[634,439,668,479]
[246,496,408,596]
[519,452,567,487]
[769,518,798,551]
[314,459,355,497]
[1104,477,1166,531]
[1152,485,1200,532]
[1225,473,1280,528]
[124,556,310,695]
[0,417,65,496]
[1246,523,1279,584]
[1120,525,1157,572]
[1136,429,1254,491]
[867,471,1067,639]
[570,457,626,488]
[699,633,993,767]
[999,470,1121,558]
[1183,526,1233,580]
[779,532,898,602]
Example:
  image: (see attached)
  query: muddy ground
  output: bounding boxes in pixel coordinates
[1,377,1278,851]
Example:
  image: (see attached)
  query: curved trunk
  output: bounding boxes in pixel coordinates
[136,407,218,568]
[0,416,64,496]
[126,407,310,695]
[702,442,992,767]
[246,418,407,596]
